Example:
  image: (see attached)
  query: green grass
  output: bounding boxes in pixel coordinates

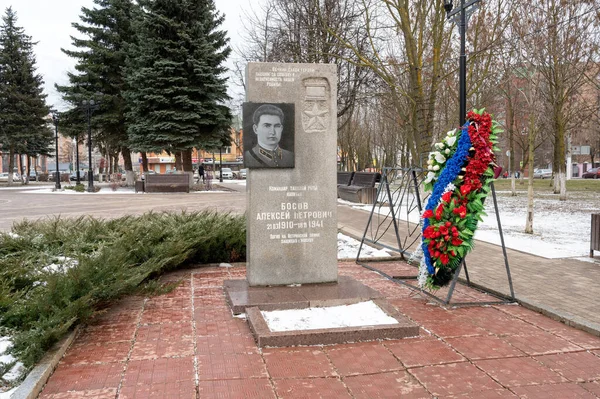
[492,178,600,193]
[0,211,245,373]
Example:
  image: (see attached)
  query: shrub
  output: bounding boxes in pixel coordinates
[0,211,246,370]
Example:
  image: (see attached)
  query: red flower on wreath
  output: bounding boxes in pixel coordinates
[440,253,450,265]
[442,191,452,203]
[435,205,444,220]
[422,209,433,219]
[423,226,435,239]
[460,184,472,196]
[453,205,467,219]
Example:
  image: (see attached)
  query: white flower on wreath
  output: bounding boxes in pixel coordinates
[443,182,456,194]
[434,152,446,164]
[445,135,457,147]
[445,148,451,154]
[447,129,456,136]
[433,165,440,171]
[436,143,445,150]
[424,171,436,184]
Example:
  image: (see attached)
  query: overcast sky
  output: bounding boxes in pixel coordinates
[0,0,258,110]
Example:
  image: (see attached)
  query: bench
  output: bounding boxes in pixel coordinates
[144,174,190,193]
[337,172,380,204]
[337,171,354,187]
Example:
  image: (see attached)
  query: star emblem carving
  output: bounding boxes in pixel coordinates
[303,102,328,131]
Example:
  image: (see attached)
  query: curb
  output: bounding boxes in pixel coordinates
[11,326,80,399]
[516,296,600,337]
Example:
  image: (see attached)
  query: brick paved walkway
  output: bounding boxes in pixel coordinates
[338,205,600,334]
[39,262,600,398]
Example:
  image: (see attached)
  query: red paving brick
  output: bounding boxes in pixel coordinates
[343,371,431,398]
[510,382,597,398]
[273,378,351,398]
[78,323,137,344]
[324,341,403,376]
[445,335,526,360]
[197,352,268,380]
[130,323,194,360]
[39,388,118,399]
[41,363,123,394]
[475,356,567,387]
[263,347,336,379]
[443,389,518,398]
[534,351,600,382]
[503,331,584,355]
[60,341,131,365]
[197,379,276,398]
[38,265,600,398]
[581,380,600,395]
[421,318,489,338]
[409,362,502,396]
[196,333,257,354]
[385,337,466,367]
[122,357,194,387]
[195,319,251,336]
[119,380,196,398]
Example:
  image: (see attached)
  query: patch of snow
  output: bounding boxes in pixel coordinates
[0,386,18,398]
[7,233,19,239]
[261,301,399,332]
[337,233,391,259]
[338,189,600,260]
[42,257,78,273]
[0,336,24,392]
[219,263,232,268]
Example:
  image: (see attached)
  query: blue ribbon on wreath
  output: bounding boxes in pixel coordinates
[421,122,472,274]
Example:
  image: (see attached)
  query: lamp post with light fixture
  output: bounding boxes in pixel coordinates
[51,112,61,190]
[443,0,483,126]
[82,99,100,192]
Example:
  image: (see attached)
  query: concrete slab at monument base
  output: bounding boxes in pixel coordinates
[224,276,419,347]
[224,275,382,314]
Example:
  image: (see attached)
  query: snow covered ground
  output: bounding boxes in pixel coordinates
[345,189,600,260]
[262,301,398,332]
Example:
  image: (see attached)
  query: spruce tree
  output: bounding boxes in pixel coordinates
[0,7,50,185]
[56,0,138,184]
[125,0,232,170]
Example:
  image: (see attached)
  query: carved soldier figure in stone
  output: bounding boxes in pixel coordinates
[244,104,294,168]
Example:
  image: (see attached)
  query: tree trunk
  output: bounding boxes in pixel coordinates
[174,151,183,171]
[25,156,31,185]
[121,146,135,186]
[7,146,15,186]
[525,117,536,234]
[511,176,516,196]
[559,171,567,201]
[141,152,148,172]
[181,149,193,172]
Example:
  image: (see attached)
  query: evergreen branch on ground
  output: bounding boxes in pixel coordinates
[0,211,245,372]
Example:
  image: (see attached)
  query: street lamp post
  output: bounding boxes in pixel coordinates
[75,135,81,185]
[443,0,483,126]
[219,147,223,183]
[51,112,61,190]
[82,99,99,192]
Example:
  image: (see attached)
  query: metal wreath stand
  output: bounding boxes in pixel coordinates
[356,166,516,307]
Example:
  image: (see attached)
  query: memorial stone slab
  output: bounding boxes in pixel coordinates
[245,62,337,286]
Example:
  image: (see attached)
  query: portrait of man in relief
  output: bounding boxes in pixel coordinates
[243,103,295,168]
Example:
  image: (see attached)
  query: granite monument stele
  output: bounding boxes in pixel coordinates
[244,62,338,286]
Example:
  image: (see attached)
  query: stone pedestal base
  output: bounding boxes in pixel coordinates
[224,276,419,347]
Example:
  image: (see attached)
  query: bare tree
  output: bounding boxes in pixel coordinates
[514,0,599,200]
